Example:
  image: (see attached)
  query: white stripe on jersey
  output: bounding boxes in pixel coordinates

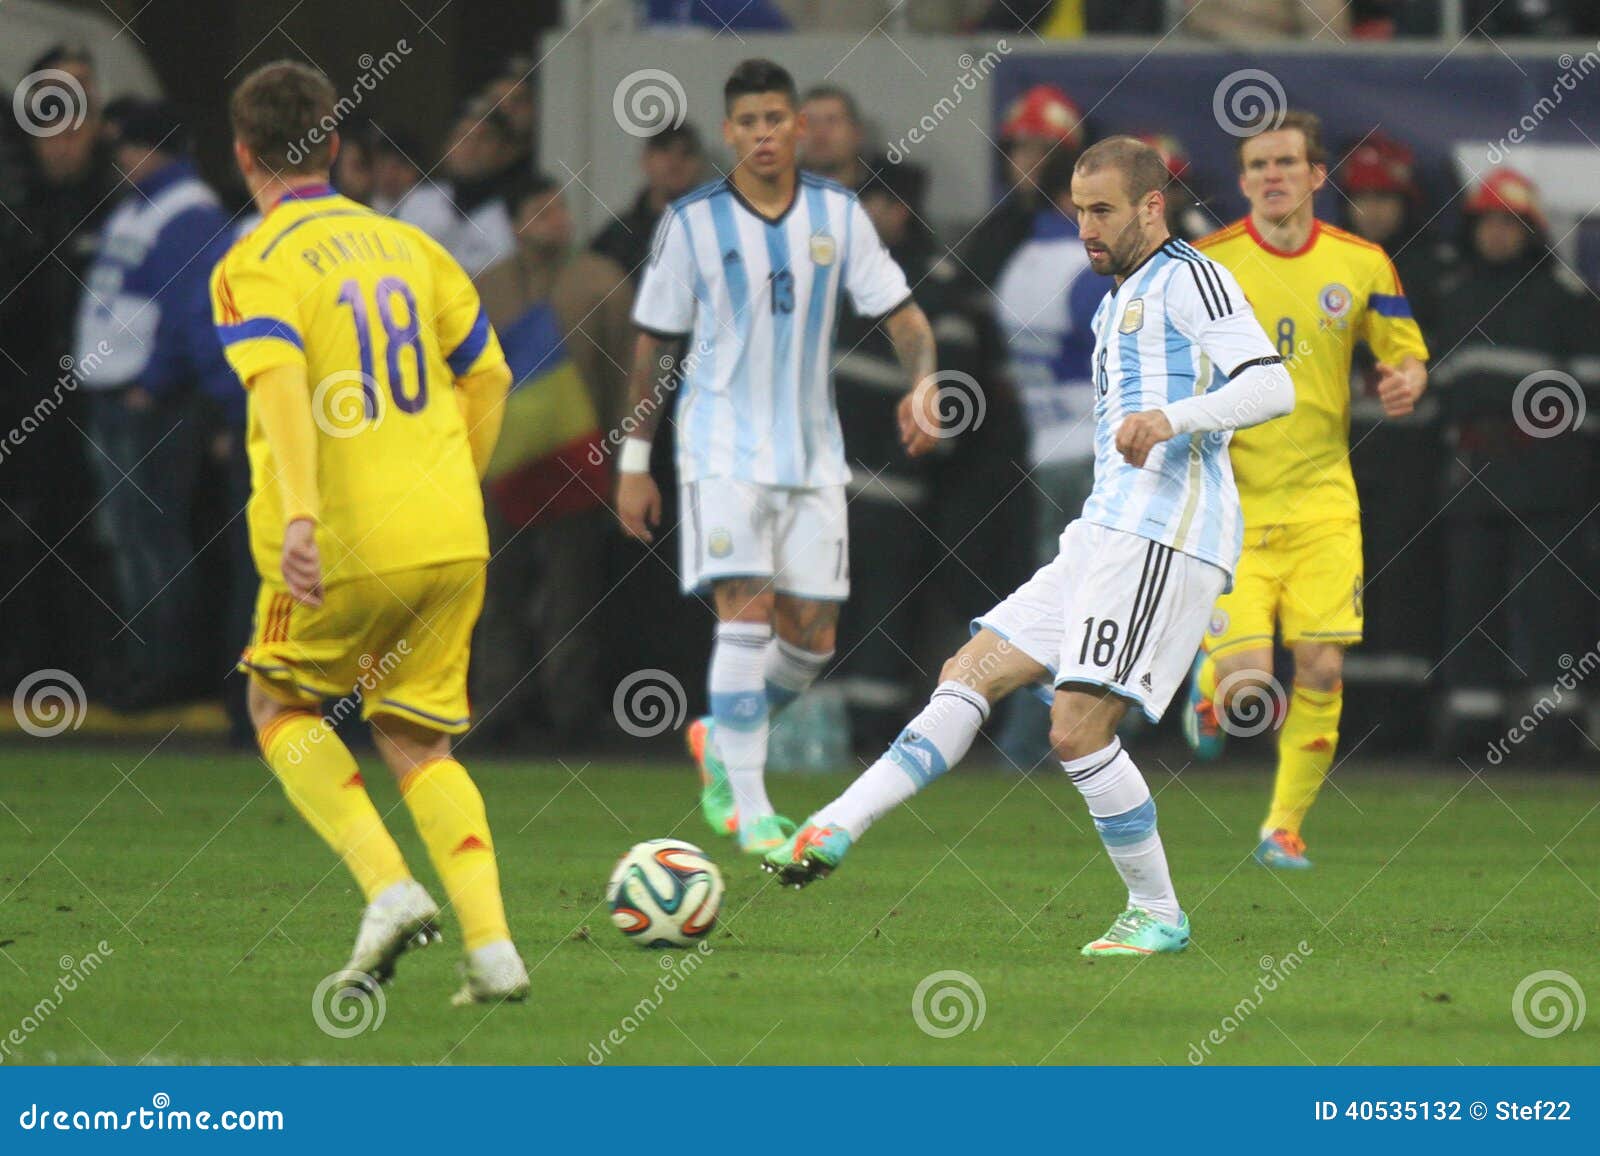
[1079,239,1261,576]
[631,174,911,488]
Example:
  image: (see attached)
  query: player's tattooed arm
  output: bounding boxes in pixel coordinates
[886,302,940,457]
[614,328,680,542]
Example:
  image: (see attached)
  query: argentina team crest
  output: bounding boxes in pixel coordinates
[1119,298,1145,334]
[708,529,733,558]
[809,233,837,266]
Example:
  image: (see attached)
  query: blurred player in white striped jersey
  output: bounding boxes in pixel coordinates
[766,138,1296,957]
[616,60,940,854]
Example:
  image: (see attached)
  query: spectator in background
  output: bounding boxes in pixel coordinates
[482,63,537,171]
[0,45,116,696]
[973,0,1164,34]
[370,126,458,240]
[437,101,521,275]
[471,177,633,745]
[959,84,1084,291]
[1336,131,1442,335]
[75,98,235,709]
[1183,0,1349,40]
[799,85,866,190]
[590,123,707,276]
[1428,169,1600,756]
[1138,132,1217,242]
[988,147,1107,767]
[331,119,376,202]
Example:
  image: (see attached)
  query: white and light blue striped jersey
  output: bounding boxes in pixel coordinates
[631,174,912,487]
[1078,239,1280,577]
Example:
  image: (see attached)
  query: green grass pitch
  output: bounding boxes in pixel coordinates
[0,744,1594,1066]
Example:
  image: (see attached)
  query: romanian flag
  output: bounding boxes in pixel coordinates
[484,302,609,527]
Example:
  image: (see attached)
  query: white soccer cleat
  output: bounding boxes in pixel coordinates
[343,879,442,987]
[450,940,531,1007]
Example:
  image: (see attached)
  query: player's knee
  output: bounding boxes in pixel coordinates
[1212,650,1272,706]
[715,580,776,624]
[1048,707,1117,763]
[1294,644,1344,692]
[937,649,1010,702]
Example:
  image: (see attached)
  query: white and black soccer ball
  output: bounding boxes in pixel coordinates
[606,838,724,948]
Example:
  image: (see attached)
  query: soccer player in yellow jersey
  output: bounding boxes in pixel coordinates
[212,62,526,1003]
[1184,111,1428,869]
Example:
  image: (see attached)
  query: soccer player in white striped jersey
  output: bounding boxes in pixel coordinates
[766,137,1296,957]
[617,60,940,854]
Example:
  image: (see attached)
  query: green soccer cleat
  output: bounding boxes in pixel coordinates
[1080,907,1191,957]
[762,822,853,887]
[738,813,797,856]
[685,716,737,837]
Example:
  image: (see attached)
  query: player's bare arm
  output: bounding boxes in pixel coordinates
[1375,354,1427,417]
[455,360,513,477]
[614,328,677,542]
[886,302,940,457]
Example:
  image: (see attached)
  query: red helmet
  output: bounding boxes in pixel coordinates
[1341,131,1417,199]
[1000,85,1084,150]
[1463,167,1546,230]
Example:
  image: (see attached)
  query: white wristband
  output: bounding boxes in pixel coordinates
[618,437,653,474]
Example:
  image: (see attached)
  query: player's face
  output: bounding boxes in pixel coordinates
[1239,130,1326,224]
[1348,191,1404,244]
[1072,168,1161,278]
[516,189,573,253]
[798,96,860,170]
[724,92,800,182]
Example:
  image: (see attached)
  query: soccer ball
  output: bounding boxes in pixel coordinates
[606,839,724,948]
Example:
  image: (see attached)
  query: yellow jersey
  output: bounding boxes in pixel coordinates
[211,185,506,585]
[1195,218,1428,526]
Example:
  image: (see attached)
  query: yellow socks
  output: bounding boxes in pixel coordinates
[400,758,510,951]
[1196,650,1218,701]
[1263,683,1342,836]
[258,710,411,902]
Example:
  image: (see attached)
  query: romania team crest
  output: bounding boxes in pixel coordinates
[1208,609,1229,637]
[809,233,837,266]
[708,529,733,558]
[1119,298,1145,334]
[1319,282,1352,320]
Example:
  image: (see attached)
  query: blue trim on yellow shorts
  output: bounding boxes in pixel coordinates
[372,696,471,734]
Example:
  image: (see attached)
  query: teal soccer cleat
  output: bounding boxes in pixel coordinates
[737,813,797,856]
[1181,650,1227,761]
[1080,907,1191,957]
[1255,829,1313,870]
[685,716,738,837]
[762,822,853,887]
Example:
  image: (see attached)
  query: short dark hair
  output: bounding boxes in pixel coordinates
[1038,146,1080,201]
[1073,136,1170,205]
[509,172,561,212]
[800,84,860,126]
[230,60,337,174]
[1235,109,1326,171]
[645,122,702,155]
[29,43,93,78]
[724,59,798,113]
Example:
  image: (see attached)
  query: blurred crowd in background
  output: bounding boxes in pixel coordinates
[1,18,1596,762]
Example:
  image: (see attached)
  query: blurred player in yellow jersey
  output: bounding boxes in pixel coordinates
[212,62,524,1003]
[1184,111,1428,869]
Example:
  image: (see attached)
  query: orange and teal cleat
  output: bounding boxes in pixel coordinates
[1181,650,1227,761]
[685,716,737,836]
[1080,907,1190,957]
[1254,828,1312,870]
[762,822,853,887]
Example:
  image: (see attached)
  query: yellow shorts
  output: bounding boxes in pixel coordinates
[240,559,485,734]
[1206,519,1363,657]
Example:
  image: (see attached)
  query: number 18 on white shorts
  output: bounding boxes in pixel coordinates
[973,520,1228,722]
[679,479,850,601]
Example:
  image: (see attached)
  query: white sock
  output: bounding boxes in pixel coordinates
[764,637,832,714]
[1061,739,1180,925]
[709,622,774,828]
[815,681,989,837]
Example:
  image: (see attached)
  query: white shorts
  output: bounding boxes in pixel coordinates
[679,479,850,600]
[972,520,1228,722]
